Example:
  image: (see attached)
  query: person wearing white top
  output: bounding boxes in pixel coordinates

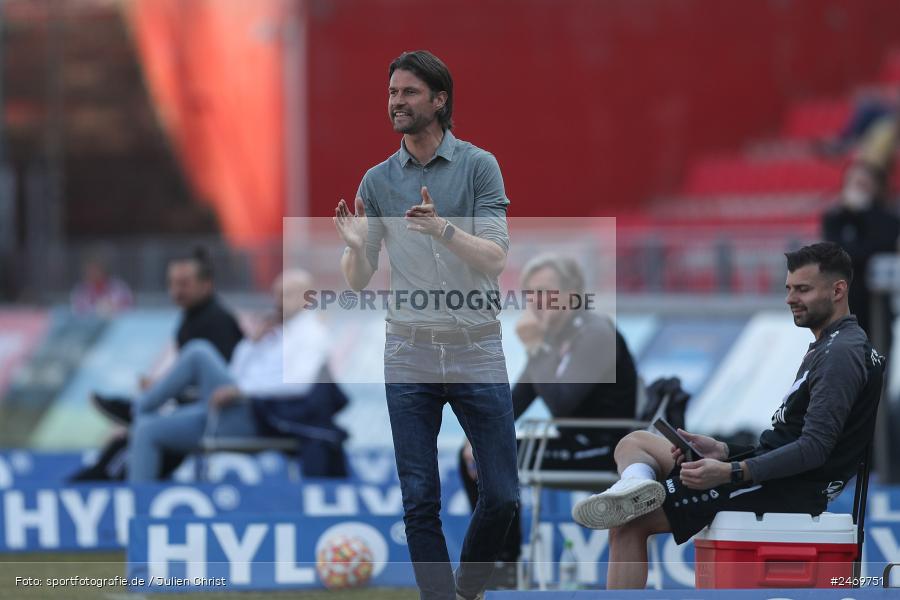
[128,270,329,481]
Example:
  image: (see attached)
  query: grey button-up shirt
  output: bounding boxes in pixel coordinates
[357,131,510,327]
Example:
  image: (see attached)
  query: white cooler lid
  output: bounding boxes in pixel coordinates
[694,511,856,544]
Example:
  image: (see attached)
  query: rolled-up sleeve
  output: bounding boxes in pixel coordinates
[472,152,510,252]
[357,174,385,271]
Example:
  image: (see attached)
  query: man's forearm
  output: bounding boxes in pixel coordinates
[743,435,830,483]
[441,226,506,277]
[341,246,375,291]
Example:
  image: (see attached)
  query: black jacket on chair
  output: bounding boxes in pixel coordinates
[250,367,349,478]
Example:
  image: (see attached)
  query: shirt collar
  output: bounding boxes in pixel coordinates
[398,129,457,167]
[817,314,857,342]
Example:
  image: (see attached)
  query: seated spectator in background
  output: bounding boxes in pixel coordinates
[816,85,899,157]
[459,254,638,571]
[511,253,638,467]
[572,243,884,589]
[72,247,244,481]
[822,160,900,354]
[167,247,245,363]
[70,249,133,316]
[128,269,345,482]
[92,246,244,420]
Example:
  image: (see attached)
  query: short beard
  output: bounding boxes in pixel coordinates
[392,113,434,134]
[795,305,831,331]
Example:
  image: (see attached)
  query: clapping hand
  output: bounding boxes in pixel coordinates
[334,197,368,250]
[405,187,447,237]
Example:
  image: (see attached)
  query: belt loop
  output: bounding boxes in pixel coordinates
[462,326,472,346]
[408,325,417,343]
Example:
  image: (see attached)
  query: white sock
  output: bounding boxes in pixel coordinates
[620,462,655,482]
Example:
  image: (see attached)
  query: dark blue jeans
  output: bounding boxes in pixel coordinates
[384,330,519,600]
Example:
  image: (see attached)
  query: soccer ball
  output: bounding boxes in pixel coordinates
[315,535,375,589]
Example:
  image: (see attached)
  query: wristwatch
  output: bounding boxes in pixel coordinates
[730,461,744,484]
[441,221,456,242]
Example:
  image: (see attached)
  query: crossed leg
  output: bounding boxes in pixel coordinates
[598,431,680,589]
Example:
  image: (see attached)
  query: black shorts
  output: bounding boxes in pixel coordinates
[519,430,623,472]
[661,465,828,544]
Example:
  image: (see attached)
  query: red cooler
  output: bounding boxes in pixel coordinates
[693,511,857,588]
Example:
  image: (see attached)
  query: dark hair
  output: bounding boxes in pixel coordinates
[389,50,454,130]
[170,246,214,281]
[785,242,853,285]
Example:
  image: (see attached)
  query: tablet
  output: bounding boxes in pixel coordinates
[653,418,704,461]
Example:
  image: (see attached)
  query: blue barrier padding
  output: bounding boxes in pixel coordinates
[486,590,898,599]
[127,514,470,592]
[0,448,456,487]
[0,480,466,552]
[2,477,900,591]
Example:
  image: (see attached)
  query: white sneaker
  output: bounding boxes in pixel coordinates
[572,478,666,529]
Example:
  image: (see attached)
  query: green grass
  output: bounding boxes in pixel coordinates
[0,553,419,599]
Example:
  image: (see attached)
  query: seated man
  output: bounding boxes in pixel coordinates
[92,247,245,419]
[572,242,884,589]
[128,269,338,482]
[460,254,638,568]
[72,249,244,482]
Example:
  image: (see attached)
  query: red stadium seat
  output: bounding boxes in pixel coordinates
[782,99,852,141]
[879,47,900,84]
[682,157,845,196]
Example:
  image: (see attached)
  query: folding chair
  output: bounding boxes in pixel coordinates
[851,441,873,583]
[852,359,885,585]
[193,376,349,482]
[516,381,674,590]
[194,408,298,482]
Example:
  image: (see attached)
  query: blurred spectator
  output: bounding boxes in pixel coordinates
[93,246,244,416]
[816,86,899,158]
[510,254,638,463]
[128,269,343,482]
[72,247,244,481]
[70,250,133,316]
[459,254,639,573]
[822,160,900,355]
[166,247,244,362]
[73,270,346,481]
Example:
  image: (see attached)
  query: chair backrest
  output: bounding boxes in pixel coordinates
[638,376,691,431]
[633,375,649,418]
[644,385,673,429]
[851,440,873,581]
[851,356,886,581]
